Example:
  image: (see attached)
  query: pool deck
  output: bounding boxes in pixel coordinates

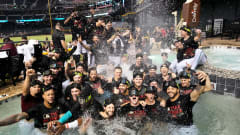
[0,37,239,102]
[0,81,23,103]
[201,37,240,47]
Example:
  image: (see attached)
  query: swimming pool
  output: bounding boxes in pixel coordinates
[1,48,240,134]
[0,93,240,135]
[202,46,240,71]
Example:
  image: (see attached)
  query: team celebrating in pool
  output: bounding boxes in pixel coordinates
[0,11,212,135]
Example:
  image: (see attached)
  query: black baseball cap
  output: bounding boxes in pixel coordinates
[148,64,157,70]
[43,70,52,76]
[167,81,179,89]
[149,77,159,84]
[146,86,157,94]
[179,71,191,79]
[103,98,114,107]
[180,26,191,35]
[42,85,55,93]
[119,78,130,86]
[50,63,59,69]
[133,71,143,79]
[129,89,139,96]
[30,80,42,87]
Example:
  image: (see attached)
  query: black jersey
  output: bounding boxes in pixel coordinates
[145,101,168,120]
[52,29,65,53]
[119,103,146,118]
[27,103,64,129]
[166,95,196,125]
[177,36,199,62]
[179,84,196,95]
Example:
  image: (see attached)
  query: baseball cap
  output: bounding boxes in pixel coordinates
[30,80,42,87]
[179,71,191,79]
[133,71,143,79]
[160,63,169,69]
[43,70,52,76]
[146,86,157,94]
[129,89,139,96]
[148,64,157,70]
[180,26,191,35]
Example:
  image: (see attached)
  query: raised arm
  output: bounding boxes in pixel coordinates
[107,34,117,44]
[0,112,28,126]
[190,71,212,102]
[22,69,36,96]
[194,29,202,42]
[79,36,91,51]
[64,12,76,25]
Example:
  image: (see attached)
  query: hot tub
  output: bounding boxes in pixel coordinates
[202,46,240,71]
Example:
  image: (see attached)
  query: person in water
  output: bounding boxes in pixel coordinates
[0,86,65,134]
[119,89,146,119]
[162,70,212,126]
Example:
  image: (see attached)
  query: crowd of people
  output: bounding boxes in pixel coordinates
[0,8,212,135]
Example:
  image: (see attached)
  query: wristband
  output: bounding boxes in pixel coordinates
[64,120,79,129]
[58,111,72,124]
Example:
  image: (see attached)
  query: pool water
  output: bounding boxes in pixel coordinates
[1,48,240,134]
[202,46,240,71]
[0,97,21,135]
[0,93,240,135]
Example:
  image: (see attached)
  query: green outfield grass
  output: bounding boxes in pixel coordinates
[0,34,72,43]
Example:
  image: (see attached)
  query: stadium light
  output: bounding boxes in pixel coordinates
[16,19,43,23]
[54,18,65,20]
[0,20,8,23]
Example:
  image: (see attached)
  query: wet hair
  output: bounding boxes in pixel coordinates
[76,63,85,69]
[88,67,97,74]
[161,52,168,57]
[114,66,122,71]
[70,83,81,91]
[160,63,169,69]
[136,53,143,58]
[97,17,104,21]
